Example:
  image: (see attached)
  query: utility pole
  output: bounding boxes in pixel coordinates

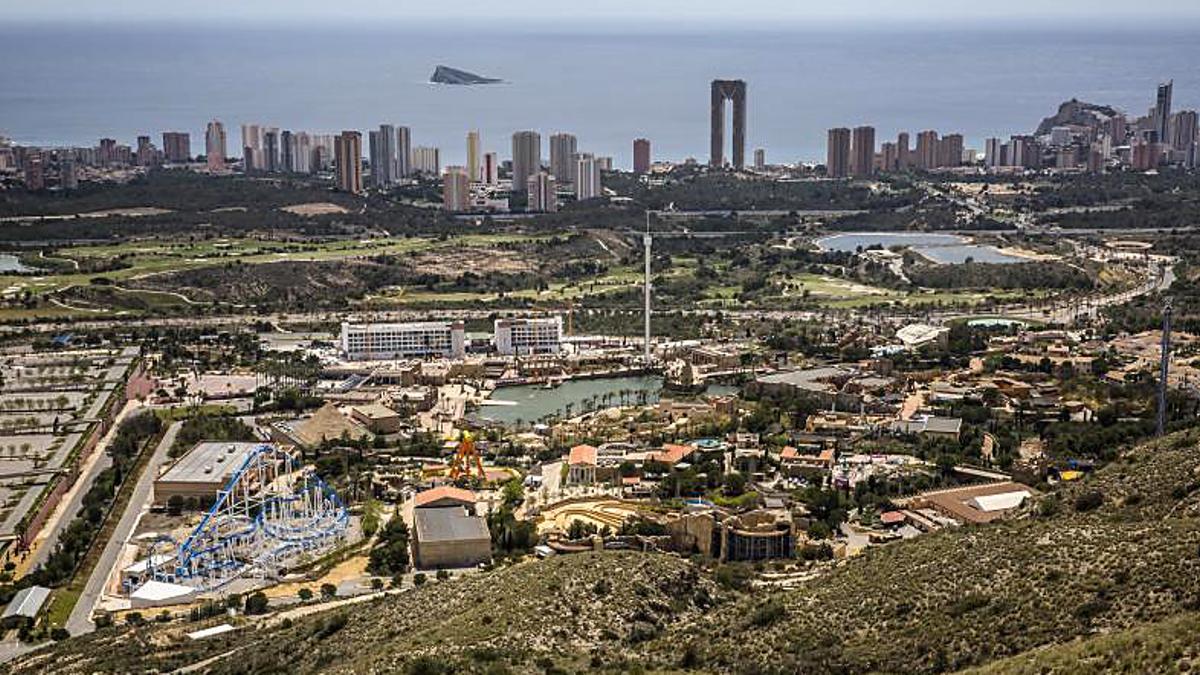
[1158,298,1172,437]
[643,210,653,365]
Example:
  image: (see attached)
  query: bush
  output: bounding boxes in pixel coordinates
[436,569,450,582]
[1074,490,1105,512]
[244,591,269,615]
[413,573,427,586]
[749,599,787,627]
[313,612,348,640]
[715,563,752,591]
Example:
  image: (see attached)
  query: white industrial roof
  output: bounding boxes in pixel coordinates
[131,580,196,602]
[158,442,262,485]
[968,490,1030,512]
[187,623,237,640]
[2,586,50,619]
[896,323,948,347]
[122,554,174,575]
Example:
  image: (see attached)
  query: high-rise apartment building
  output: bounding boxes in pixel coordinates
[395,126,411,177]
[633,138,651,173]
[161,132,190,163]
[710,79,747,168]
[24,153,44,190]
[549,133,577,186]
[1154,80,1173,146]
[280,130,295,173]
[573,153,601,200]
[369,125,398,187]
[334,131,363,194]
[527,171,557,212]
[880,142,898,172]
[984,138,1004,167]
[263,129,280,172]
[60,159,78,190]
[368,130,387,187]
[466,130,481,183]
[851,126,875,177]
[753,148,766,170]
[511,131,541,192]
[940,134,964,168]
[1171,110,1197,152]
[293,132,313,174]
[411,146,440,175]
[897,132,910,169]
[483,152,499,185]
[826,128,851,178]
[442,166,471,212]
[135,135,159,167]
[240,124,262,171]
[205,120,226,171]
[915,131,939,170]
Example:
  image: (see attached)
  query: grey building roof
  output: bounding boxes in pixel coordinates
[158,442,263,485]
[2,586,50,620]
[414,506,490,545]
[756,367,850,393]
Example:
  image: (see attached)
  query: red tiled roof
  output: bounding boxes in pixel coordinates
[652,443,695,465]
[817,448,835,462]
[414,486,476,508]
[780,446,799,459]
[568,444,598,466]
[880,511,906,525]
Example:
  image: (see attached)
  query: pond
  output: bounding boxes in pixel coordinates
[480,375,735,426]
[816,232,1026,265]
[0,255,35,273]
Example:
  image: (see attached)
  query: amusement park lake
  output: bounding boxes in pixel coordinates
[816,233,1025,264]
[480,375,739,426]
[0,255,34,272]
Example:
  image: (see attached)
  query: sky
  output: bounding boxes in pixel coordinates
[5,0,1200,27]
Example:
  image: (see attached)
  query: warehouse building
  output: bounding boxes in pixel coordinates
[1,586,49,628]
[494,316,562,355]
[154,441,264,506]
[412,487,491,569]
[340,321,466,360]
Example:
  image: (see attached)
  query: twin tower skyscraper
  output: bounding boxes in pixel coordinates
[710,79,747,169]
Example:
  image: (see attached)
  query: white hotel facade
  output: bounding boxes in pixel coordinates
[340,321,466,360]
[494,317,562,355]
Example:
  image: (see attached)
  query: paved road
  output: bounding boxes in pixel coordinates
[65,420,182,636]
[19,402,143,575]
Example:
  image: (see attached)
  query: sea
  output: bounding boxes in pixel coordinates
[2,23,1199,167]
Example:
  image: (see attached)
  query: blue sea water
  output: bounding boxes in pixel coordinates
[2,23,1198,167]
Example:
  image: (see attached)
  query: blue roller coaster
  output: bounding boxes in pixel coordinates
[150,443,350,591]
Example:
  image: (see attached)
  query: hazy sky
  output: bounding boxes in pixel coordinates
[5,0,1200,26]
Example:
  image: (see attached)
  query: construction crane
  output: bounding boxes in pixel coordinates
[448,430,487,481]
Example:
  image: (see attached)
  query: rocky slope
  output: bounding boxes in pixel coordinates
[9,430,1200,674]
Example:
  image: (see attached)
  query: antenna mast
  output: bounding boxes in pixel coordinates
[1158,297,1172,436]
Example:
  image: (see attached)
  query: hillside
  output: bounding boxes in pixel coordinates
[961,612,1200,675]
[7,429,1200,674]
[637,428,1200,673]
[6,551,718,674]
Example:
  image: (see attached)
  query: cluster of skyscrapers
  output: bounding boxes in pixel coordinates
[13,77,1192,199]
[827,127,966,178]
